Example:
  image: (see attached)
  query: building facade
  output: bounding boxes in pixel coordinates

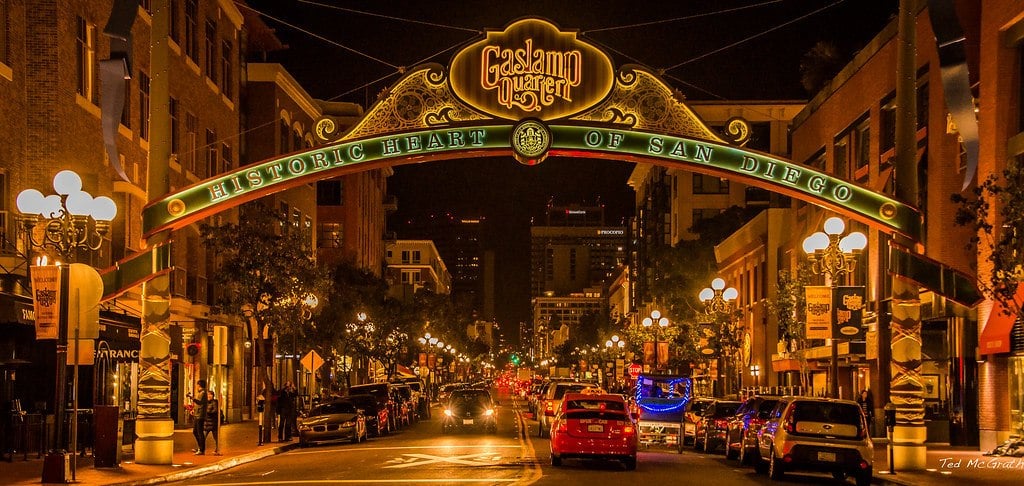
[384,240,452,301]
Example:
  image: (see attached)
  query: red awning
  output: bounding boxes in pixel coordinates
[979,288,1024,355]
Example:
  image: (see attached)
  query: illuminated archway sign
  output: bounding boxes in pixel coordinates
[126,18,920,296]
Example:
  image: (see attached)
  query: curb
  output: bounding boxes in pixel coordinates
[108,443,300,486]
[872,473,919,486]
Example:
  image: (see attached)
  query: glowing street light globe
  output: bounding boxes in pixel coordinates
[53,170,83,195]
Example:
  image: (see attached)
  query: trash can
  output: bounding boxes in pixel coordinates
[93,406,121,467]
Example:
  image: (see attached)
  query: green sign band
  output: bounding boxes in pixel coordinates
[142,123,921,241]
[100,242,173,302]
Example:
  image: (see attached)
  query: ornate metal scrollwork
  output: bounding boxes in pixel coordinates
[570,65,724,143]
[723,117,752,146]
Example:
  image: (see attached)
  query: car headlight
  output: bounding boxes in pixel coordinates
[341,421,356,427]
[484,409,494,416]
[298,425,312,431]
[444,409,453,417]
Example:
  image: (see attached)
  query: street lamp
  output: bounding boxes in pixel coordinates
[750,365,761,387]
[802,216,867,399]
[605,335,626,389]
[641,310,670,371]
[700,278,740,395]
[15,170,117,481]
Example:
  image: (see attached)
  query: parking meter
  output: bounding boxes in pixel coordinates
[257,395,266,413]
[883,402,896,474]
[256,394,266,446]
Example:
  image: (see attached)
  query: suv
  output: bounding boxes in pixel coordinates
[537,382,594,437]
[681,397,714,445]
[441,388,497,434]
[725,395,780,463]
[755,397,872,486]
[694,399,741,453]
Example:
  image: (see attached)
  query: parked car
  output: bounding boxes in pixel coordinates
[681,397,714,445]
[392,383,418,423]
[348,383,399,431]
[549,393,637,470]
[297,399,367,446]
[538,382,595,437]
[441,388,498,434]
[754,397,873,486]
[724,395,780,463]
[693,399,742,453]
[345,394,389,437]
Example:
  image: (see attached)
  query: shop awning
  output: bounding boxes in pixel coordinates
[979,287,1024,355]
[395,364,417,379]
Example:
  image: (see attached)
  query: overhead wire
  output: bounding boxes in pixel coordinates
[584,0,784,33]
[296,0,480,33]
[663,0,847,71]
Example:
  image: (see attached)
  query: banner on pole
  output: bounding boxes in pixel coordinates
[31,265,61,340]
[832,286,866,339]
[805,286,832,340]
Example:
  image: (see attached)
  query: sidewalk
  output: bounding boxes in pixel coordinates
[872,442,1024,486]
[5,421,298,486]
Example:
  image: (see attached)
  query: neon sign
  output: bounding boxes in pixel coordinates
[449,18,614,121]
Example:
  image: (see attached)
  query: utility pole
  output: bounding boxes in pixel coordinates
[889,0,926,470]
[135,0,174,464]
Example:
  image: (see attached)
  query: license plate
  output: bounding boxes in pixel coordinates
[817,451,837,462]
[463,419,474,425]
[587,425,604,432]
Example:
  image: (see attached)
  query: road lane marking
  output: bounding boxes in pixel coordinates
[384,452,501,468]
[289,444,520,455]
[515,401,543,485]
[197,480,517,485]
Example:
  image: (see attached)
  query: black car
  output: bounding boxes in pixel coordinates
[442,388,498,434]
[297,400,367,447]
[694,400,742,453]
[345,394,390,437]
[725,396,780,463]
[349,383,399,431]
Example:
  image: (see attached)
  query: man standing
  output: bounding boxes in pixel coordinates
[277,381,297,442]
[188,380,209,454]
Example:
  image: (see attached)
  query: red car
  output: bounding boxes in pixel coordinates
[549,393,638,470]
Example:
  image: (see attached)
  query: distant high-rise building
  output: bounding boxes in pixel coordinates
[395,213,487,314]
[530,203,626,297]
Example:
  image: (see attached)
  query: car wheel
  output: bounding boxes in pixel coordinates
[550,454,562,466]
[855,469,872,486]
[702,430,711,453]
[623,457,637,470]
[725,431,739,459]
[768,447,785,480]
[692,428,702,450]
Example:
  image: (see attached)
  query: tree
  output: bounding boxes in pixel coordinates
[799,41,843,95]
[766,262,814,389]
[200,204,330,407]
[953,161,1024,323]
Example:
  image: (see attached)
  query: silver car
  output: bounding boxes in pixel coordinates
[754,396,873,486]
[298,400,368,447]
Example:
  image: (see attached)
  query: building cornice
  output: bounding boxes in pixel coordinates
[217,0,244,29]
[248,63,321,121]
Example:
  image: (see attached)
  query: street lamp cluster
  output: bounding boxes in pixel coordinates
[700,278,740,395]
[16,170,118,262]
[641,310,670,371]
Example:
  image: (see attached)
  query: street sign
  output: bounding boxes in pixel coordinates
[300,350,323,372]
[628,363,642,379]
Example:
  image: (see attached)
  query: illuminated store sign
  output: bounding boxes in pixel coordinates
[449,18,614,121]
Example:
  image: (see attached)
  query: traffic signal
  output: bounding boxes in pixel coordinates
[509,353,521,366]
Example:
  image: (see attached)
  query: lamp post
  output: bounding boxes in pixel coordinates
[802,216,867,399]
[700,278,739,395]
[16,170,117,481]
[641,310,669,371]
[605,335,625,389]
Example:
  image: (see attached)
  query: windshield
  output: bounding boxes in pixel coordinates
[793,402,862,425]
[565,399,626,412]
[712,402,741,417]
[350,385,388,398]
[312,402,357,416]
[553,384,590,399]
[451,390,491,405]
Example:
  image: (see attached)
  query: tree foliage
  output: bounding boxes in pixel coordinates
[800,41,843,95]
[765,262,814,388]
[952,160,1024,321]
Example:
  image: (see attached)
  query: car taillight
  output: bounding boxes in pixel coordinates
[623,425,635,435]
[545,401,555,416]
[782,403,796,433]
[556,421,567,433]
[714,419,728,429]
[749,418,764,429]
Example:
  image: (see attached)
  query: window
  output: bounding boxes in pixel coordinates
[833,133,849,179]
[221,40,232,98]
[184,112,198,173]
[805,148,826,170]
[139,72,150,140]
[292,209,301,231]
[316,180,343,205]
[221,143,231,173]
[917,78,929,130]
[169,97,179,154]
[880,94,896,155]
[184,0,198,61]
[121,77,132,127]
[169,0,180,43]
[855,119,870,173]
[205,129,217,177]
[412,250,421,263]
[401,250,411,264]
[76,17,97,102]
[279,120,290,152]
[0,0,8,65]
[139,0,151,12]
[692,174,730,194]
[204,19,216,82]
[401,270,421,284]
[691,208,722,228]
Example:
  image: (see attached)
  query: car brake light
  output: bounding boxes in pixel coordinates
[782,403,796,433]
[715,419,728,429]
[623,425,635,435]
[859,460,870,469]
[783,454,793,463]
[749,418,764,428]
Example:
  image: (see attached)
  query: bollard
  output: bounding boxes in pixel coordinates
[256,395,265,446]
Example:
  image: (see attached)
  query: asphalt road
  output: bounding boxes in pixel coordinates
[170,394,859,486]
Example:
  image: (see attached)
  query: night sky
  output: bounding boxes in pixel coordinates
[244,0,899,336]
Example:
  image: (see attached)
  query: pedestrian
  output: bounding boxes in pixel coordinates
[278,381,298,442]
[204,390,221,455]
[858,389,875,436]
[187,380,209,455]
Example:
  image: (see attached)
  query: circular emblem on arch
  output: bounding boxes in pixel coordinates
[511,119,551,165]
